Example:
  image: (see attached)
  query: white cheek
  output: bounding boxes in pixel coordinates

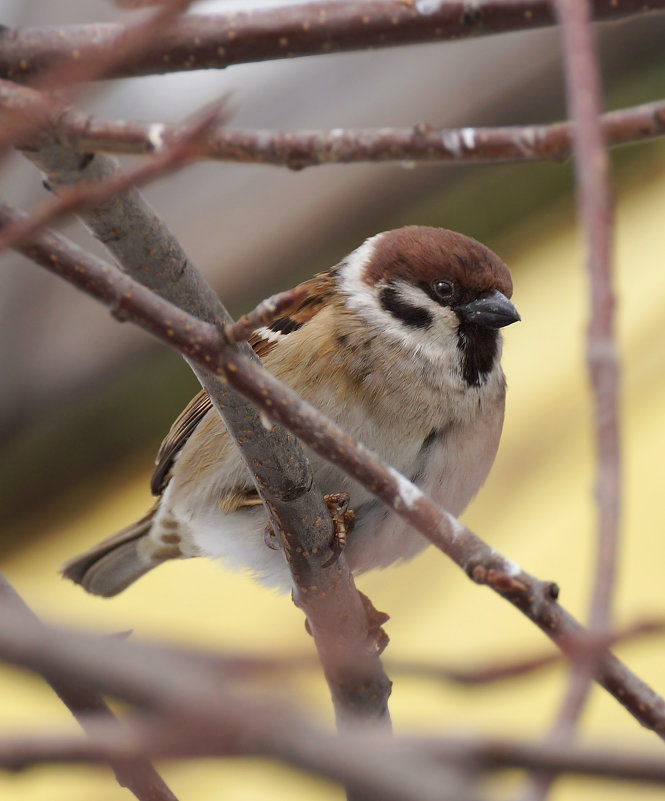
[387,282,461,370]
[340,248,460,366]
[338,235,384,323]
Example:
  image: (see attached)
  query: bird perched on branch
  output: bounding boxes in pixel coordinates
[62,226,520,596]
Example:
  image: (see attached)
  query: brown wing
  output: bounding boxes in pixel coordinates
[248,270,337,358]
[150,268,338,496]
[151,390,213,495]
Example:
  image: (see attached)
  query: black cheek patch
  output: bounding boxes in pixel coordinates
[379,285,433,329]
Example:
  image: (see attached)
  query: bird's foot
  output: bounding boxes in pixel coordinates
[322,492,355,567]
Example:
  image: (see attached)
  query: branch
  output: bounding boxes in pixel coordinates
[551,0,620,733]
[0,0,193,160]
[0,610,472,801]
[388,618,665,686]
[558,0,620,645]
[4,118,393,732]
[3,652,665,790]
[0,101,227,255]
[0,573,179,801]
[3,80,665,169]
[4,204,665,742]
[6,726,665,789]
[521,3,620,797]
[1,1,664,81]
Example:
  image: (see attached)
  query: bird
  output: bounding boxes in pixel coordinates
[62,225,520,596]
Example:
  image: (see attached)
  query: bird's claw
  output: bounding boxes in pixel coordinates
[322,492,355,567]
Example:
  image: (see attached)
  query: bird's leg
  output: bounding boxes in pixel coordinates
[321,492,355,567]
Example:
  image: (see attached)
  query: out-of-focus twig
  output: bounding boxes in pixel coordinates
[0,0,193,161]
[524,2,620,798]
[4,102,395,730]
[4,205,665,743]
[2,624,665,791]
[0,608,470,801]
[389,618,665,686]
[0,102,226,255]
[0,573,179,801]
[0,1,663,81]
[3,81,661,169]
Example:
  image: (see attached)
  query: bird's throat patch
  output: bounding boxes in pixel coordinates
[457,323,498,387]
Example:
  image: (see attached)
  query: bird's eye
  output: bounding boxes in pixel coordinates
[432,279,454,300]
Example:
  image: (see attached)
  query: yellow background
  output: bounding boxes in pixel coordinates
[2,152,665,800]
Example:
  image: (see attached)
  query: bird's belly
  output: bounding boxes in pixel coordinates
[344,404,504,574]
[159,383,502,590]
[159,403,429,589]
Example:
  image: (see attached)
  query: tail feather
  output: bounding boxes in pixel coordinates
[61,506,159,598]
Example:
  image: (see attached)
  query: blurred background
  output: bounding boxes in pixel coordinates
[2,1,665,799]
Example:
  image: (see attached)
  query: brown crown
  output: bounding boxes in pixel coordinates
[364,226,513,299]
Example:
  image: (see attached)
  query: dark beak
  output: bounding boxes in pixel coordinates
[455,290,521,329]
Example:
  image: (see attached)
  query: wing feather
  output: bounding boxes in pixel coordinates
[150,269,337,496]
[151,390,213,495]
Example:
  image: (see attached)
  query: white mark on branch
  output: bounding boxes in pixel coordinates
[260,410,275,431]
[441,130,462,158]
[147,124,166,152]
[388,467,424,510]
[461,127,476,150]
[502,557,522,577]
[441,511,465,542]
[517,126,537,156]
[414,0,442,15]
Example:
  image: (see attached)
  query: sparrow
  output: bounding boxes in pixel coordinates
[62,226,520,596]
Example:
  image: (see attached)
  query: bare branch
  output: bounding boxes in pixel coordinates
[6,722,665,788]
[557,0,621,644]
[4,205,664,741]
[2,109,394,727]
[522,3,620,797]
[223,283,312,344]
[1,1,663,81]
[0,102,227,255]
[0,0,194,160]
[3,80,665,169]
[551,0,620,732]
[389,618,665,686]
[0,609,471,801]
[0,573,179,801]
[2,626,665,791]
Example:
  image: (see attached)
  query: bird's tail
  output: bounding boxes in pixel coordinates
[61,506,161,597]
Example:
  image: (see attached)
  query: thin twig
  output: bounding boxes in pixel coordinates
[0,0,194,160]
[2,633,665,790]
[223,283,312,344]
[3,80,662,169]
[5,105,395,729]
[0,609,471,801]
[389,618,665,686]
[0,574,179,801]
[0,102,226,255]
[1,1,664,81]
[4,206,664,741]
[524,2,620,798]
